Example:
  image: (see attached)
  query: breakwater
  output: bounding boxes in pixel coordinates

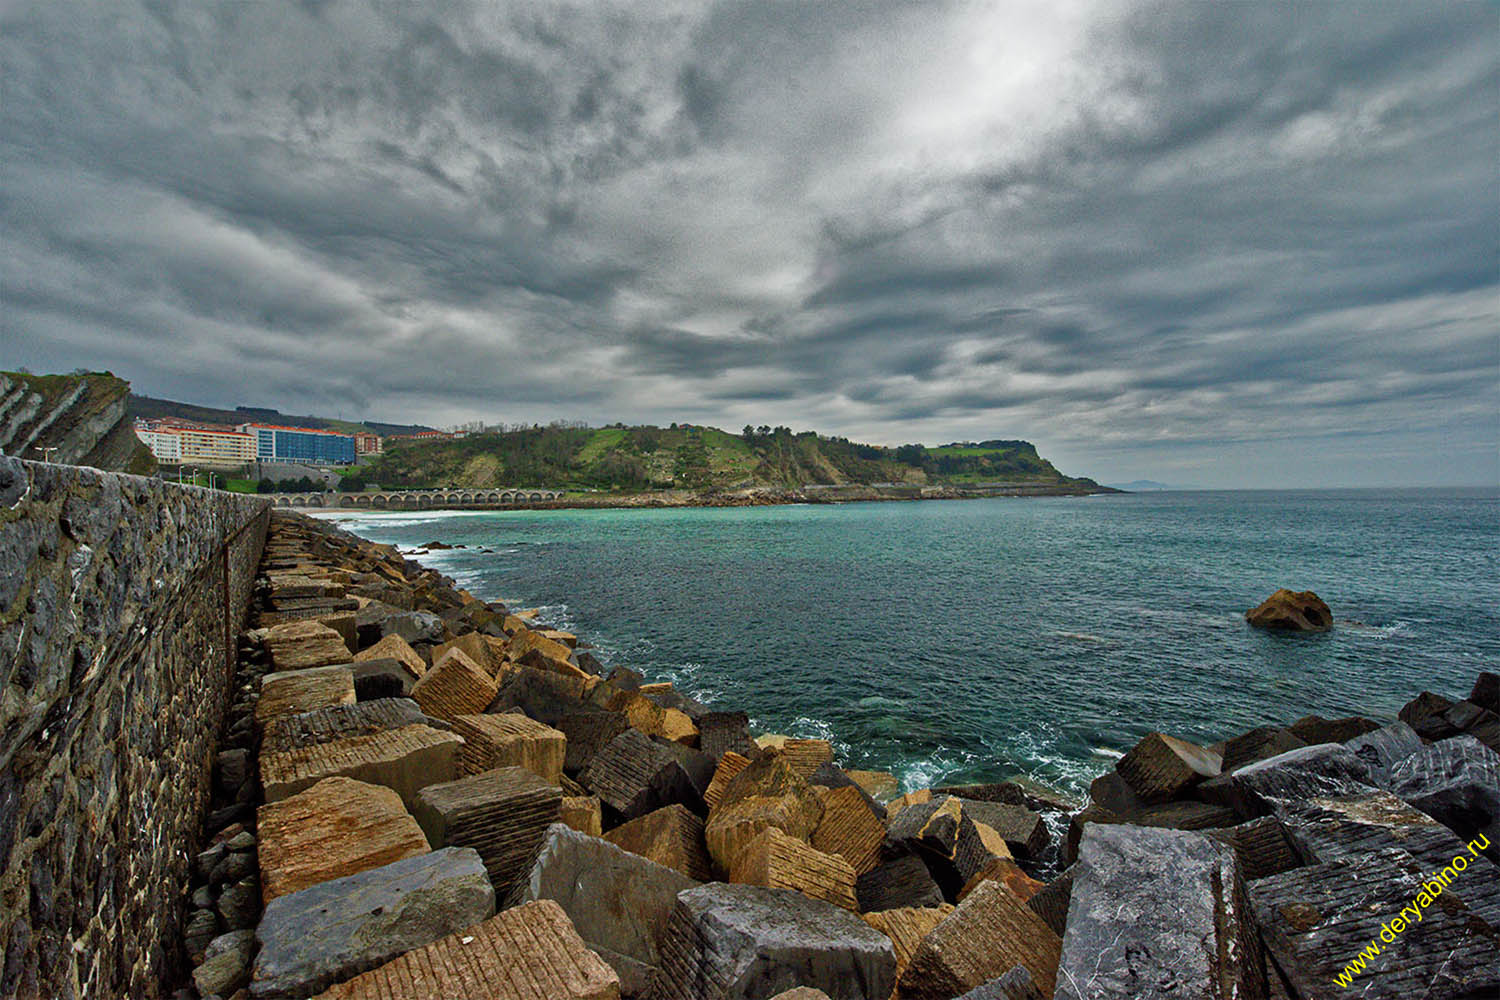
[0,458,269,1000]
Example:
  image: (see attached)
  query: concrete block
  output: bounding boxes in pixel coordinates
[413,765,562,897]
[451,712,565,782]
[259,723,462,809]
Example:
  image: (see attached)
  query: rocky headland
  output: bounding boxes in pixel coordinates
[168,508,1500,1000]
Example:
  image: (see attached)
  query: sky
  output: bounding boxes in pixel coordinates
[2,1,1497,488]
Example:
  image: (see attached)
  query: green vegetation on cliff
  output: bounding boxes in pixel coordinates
[354,424,1094,492]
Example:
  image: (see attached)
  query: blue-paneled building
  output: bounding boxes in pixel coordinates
[240,424,357,465]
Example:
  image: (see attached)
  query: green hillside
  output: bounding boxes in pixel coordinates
[353,424,1095,492]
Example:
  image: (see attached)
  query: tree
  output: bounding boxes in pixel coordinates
[742,425,755,439]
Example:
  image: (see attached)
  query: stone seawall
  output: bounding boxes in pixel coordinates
[0,458,270,1000]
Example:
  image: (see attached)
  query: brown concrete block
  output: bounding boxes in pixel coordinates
[580,729,698,821]
[559,796,603,837]
[451,713,565,783]
[257,777,429,904]
[354,633,426,679]
[705,751,824,874]
[1116,732,1222,803]
[266,619,354,672]
[413,766,563,897]
[434,631,502,677]
[898,880,1062,999]
[702,751,753,810]
[260,723,463,809]
[810,784,886,876]
[509,628,575,665]
[410,647,498,723]
[727,827,858,912]
[256,665,356,724]
[846,769,902,803]
[311,899,620,999]
[862,905,954,991]
[779,738,834,780]
[260,698,429,755]
[603,804,714,882]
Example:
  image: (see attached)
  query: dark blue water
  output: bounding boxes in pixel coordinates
[321,489,1499,798]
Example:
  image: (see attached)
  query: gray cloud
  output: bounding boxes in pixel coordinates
[1,0,1495,487]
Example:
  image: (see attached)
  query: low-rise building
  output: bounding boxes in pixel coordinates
[354,431,383,455]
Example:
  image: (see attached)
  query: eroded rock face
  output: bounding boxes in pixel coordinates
[1054,825,1259,1000]
[251,847,494,999]
[651,883,896,1000]
[1245,588,1332,631]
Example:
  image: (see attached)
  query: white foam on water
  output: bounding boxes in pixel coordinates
[1054,631,1110,644]
[1090,746,1125,760]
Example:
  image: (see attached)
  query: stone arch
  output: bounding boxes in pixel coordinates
[529,492,543,502]
[339,496,353,508]
[372,495,388,508]
[356,495,371,507]
[485,492,499,503]
[418,494,434,508]
[276,496,291,506]
[291,495,307,507]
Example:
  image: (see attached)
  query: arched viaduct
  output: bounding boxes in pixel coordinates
[269,487,564,509]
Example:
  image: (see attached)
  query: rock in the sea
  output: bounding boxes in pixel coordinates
[1386,734,1500,848]
[259,723,462,808]
[1399,690,1462,740]
[604,804,714,882]
[1286,714,1380,745]
[898,880,1062,1000]
[1116,732,1222,803]
[255,665,357,724]
[310,899,619,1000]
[413,765,562,898]
[256,777,429,904]
[1472,671,1500,714]
[856,853,946,913]
[1054,824,1259,1000]
[727,826,858,911]
[846,769,902,804]
[1248,849,1500,1000]
[509,824,697,989]
[410,647,499,723]
[705,751,824,874]
[451,712,565,782]
[582,728,700,822]
[250,848,495,999]
[1244,588,1332,631]
[651,883,896,1000]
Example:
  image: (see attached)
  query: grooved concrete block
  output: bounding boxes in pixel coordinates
[777,738,834,780]
[311,899,620,1000]
[508,627,575,666]
[413,765,562,897]
[1344,721,1423,787]
[703,751,753,810]
[353,633,426,679]
[553,708,630,774]
[260,698,429,755]
[1116,732,1222,803]
[410,647,498,723]
[604,803,714,882]
[900,880,1062,1000]
[861,905,953,991]
[1248,849,1500,1000]
[1203,816,1301,882]
[856,854,945,913]
[259,723,463,809]
[256,665,356,724]
[349,658,414,700]
[582,728,699,821]
[250,847,494,999]
[1053,825,1258,1000]
[886,795,965,858]
[1228,743,1374,815]
[956,967,1047,1000]
[1219,724,1309,773]
[266,620,352,672]
[590,685,699,745]
[652,883,896,1000]
[705,758,825,875]
[1024,866,1073,937]
[810,784,886,876]
[257,777,429,904]
[728,827,858,912]
[1386,734,1500,847]
[433,631,503,676]
[698,711,758,760]
[957,800,1048,858]
[451,712,565,782]
[846,770,902,804]
[508,824,698,980]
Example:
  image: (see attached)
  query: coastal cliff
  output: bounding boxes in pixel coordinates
[0,371,155,474]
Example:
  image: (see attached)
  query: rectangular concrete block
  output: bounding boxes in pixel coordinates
[728,827,859,912]
[413,766,562,897]
[1116,732,1222,803]
[257,777,430,904]
[810,784,886,876]
[260,723,463,809]
[581,728,699,821]
[266,619,354,672]
[260,698,430,756]
[604,803,714,882]
[353,633,426,679]
[310,899,620,1000]
[861,905,953,990]
[256,665,356,724]
[410,648,499,723]
[552,708,630,775]
[900,880,1061,1000]
[560,795,603,837]
[703,751,753,810]
[451,712,565,782]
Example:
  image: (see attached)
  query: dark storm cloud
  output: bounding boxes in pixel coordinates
[1,0,1495,486]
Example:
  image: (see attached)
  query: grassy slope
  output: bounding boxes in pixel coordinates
[357,425,1096,491]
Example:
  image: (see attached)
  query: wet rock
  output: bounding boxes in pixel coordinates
[413,766,562,898]
[1244,588,1332,631]
[250,847,494,999]
[257,777,429,904]
[451,712,565,782]
[583,728,700,823]
[1054,824,1259,1000]
[1385,734,1500,853]
[604,804,714,882]
[195,930,256,998]
[1116,732,1222,803]
[1227,743,1374,815]
[309,900,619,1000]
[899,880,1062,1000]
[1399,690,1462,740]
[1472,671,1500,714]
[1248,849,1500,1000]
[651,883,896,1000]
[509,824,697,986]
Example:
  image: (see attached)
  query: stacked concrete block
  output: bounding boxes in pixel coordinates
[259,723,463,808]
[409,648,499,723]
[255,665,356,725]
[604,803,714,882]
[451,712,565,782]
[727,827,859,911]
[413,766,563,896]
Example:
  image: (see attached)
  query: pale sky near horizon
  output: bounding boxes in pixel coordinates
[2,1,1496,488]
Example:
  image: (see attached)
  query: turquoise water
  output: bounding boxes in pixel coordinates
[321,489,1499,798]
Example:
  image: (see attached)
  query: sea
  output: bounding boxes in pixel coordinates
[317,488,1499,800]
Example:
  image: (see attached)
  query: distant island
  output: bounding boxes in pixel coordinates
[2,370,1112,502]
